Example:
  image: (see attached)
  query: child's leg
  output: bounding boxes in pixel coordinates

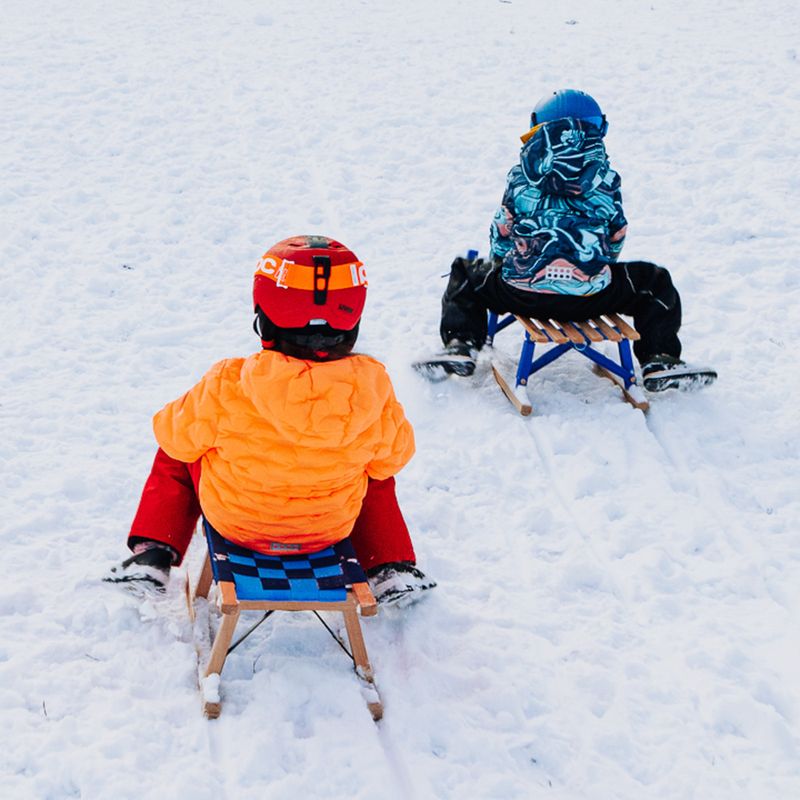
[439,256,495,348]
[608,262,683,362]
[348,477,416,571]
[127,448,202,565]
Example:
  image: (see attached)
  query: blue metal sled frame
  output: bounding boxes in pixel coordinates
[486,311,649,414]
[487,311,638,389]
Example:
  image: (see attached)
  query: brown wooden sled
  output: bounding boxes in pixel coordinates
[187,522,382,721]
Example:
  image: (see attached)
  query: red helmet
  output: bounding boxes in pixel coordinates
[253,235,368,360]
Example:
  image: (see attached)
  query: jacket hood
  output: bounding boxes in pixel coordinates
[520,118,610,197]
[239,350,391,447]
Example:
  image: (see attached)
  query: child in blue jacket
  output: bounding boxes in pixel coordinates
[418,89,715,392]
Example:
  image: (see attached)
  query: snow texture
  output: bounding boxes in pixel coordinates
[2,1,799,798]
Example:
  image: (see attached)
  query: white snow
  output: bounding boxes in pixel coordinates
[2,0,799,798]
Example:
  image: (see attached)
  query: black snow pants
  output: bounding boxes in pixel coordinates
[440,257,682,363]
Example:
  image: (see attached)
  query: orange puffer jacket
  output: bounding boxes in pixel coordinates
[152,350,415,552]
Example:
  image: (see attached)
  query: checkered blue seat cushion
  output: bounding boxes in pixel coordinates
[203,520,367,602]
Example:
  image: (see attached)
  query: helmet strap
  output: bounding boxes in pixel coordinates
[253,310,276,349]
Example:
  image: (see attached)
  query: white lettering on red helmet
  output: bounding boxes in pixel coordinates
[256,255,294,289]
[255,254,277,275]
[349,262,368,286]
[274,261,290,289]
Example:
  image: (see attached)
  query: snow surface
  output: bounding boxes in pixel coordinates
[2,1,799,798]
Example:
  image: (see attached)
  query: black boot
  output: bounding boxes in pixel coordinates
[412,339,478,381]
[104,542,178,592]
[641,355,717,392]
[367,562,437,607]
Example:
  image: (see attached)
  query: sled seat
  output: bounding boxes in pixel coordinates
[487,311,649,415]
[188,520,381,720]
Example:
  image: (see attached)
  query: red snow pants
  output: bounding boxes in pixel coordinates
[128,448,416,571]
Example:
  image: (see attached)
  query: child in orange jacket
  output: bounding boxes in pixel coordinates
[106,235,435,606]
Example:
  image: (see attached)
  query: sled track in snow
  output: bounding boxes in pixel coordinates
[521,413,629,600]
[375,720,420,799]
[642,406,754,563]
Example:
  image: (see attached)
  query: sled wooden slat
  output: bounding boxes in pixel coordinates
[557,320,587,345]
[574,320,604,342]
[516,316,550,343]
[605,313,640,340]
[535,317,570,343]
[591,316,623,341]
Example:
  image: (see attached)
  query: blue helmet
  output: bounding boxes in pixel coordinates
[530,89,608,136]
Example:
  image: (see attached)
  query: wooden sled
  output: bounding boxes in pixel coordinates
[487,311,650,415]
[187,520,382,721]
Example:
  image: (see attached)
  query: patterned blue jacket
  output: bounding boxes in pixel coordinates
[489,118,627,295]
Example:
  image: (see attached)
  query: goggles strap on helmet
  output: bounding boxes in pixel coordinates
[253,308,277,349]
[313,255,332,306]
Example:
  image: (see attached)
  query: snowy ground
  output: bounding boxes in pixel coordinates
[2,0,800,798]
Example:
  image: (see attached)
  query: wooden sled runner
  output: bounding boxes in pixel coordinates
[487,311,650,416]
[187,520,382,721]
